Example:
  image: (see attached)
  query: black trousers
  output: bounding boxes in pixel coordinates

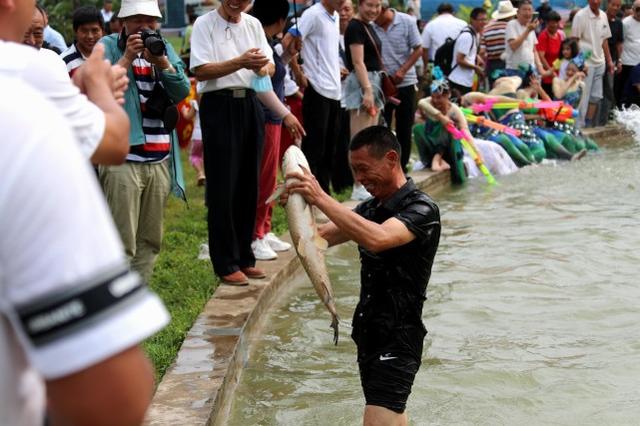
[617,65,634,108]
[301,83,341,193]
[597,72,615,125]
[200,91,264,276]
[447,79,472,102]
[331,107,353,193]
[383,85,416,172]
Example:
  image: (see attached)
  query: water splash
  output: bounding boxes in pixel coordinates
[614,105,640,143]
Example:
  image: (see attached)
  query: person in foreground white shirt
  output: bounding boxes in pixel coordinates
[0,73,169,426]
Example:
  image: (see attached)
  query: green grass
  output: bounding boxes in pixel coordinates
[142,156,215,380]
[166,36,183,54]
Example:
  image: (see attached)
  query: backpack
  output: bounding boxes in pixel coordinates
[434,26,476,76]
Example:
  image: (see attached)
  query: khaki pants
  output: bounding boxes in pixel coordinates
[99,161,170,282]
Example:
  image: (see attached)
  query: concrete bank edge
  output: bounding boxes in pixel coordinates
[145,124,630,425]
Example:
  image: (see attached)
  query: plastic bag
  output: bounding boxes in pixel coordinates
[251,75,273,93]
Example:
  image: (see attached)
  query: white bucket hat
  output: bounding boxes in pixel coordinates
[118,0,162,18]
[491,1,517,20]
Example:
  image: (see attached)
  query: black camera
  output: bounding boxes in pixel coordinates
[140,29,165,56]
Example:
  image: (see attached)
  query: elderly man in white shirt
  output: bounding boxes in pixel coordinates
[571,0,614,127]
[190,0,303,286]
[0,71,169,426]
[421,2,466,67]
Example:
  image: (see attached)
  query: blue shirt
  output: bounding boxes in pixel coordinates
[44,26,67,52]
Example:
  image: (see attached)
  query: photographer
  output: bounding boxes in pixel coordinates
[99,0,191,282]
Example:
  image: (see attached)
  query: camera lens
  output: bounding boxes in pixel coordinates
[139,29,165,56]
[145,36,165,56]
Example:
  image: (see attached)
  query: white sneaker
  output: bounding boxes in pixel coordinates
[252,238,277,261]
[264,232,291,252]
[350,184,372,201]
[412,160,426,172]
[197,243,209,260]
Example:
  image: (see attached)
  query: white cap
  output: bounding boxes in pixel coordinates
[118,0,162,18]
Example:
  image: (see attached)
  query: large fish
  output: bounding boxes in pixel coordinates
[275,145,339,345]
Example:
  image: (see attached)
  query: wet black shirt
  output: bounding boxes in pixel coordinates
[352,178,441,363]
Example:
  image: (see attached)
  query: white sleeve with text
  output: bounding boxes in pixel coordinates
[0,77,169,380]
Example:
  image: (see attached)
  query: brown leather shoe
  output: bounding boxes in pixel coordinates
[241,266,266,279]
[221,271,249,286]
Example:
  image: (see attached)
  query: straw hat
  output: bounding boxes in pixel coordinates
[489,76,522,96]
[118,0,162,18]
[491,1,517,20]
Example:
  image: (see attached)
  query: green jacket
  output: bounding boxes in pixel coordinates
[100,33,190,200]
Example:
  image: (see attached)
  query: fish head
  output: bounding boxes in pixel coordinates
[282,145,310,177]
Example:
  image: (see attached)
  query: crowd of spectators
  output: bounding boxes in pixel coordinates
[14,0,640,316]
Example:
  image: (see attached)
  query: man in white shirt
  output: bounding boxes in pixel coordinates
[571,0,614,127]
[294,0,345,193]
[420,3,466,65]
[448,7,487,96]
[0,72,170,426]
[190,0,304,286]
[619,0,640,105]
[504,0,545,78]
[2,1,129,165]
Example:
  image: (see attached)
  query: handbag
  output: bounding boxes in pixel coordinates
[380,71,399,99]
[360,20,399,102]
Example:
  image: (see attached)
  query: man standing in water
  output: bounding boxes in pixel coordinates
[284,126,441,425]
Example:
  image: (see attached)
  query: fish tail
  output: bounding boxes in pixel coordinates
[331,314,339,346]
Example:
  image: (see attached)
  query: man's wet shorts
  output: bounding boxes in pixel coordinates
[358,350,421,413]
